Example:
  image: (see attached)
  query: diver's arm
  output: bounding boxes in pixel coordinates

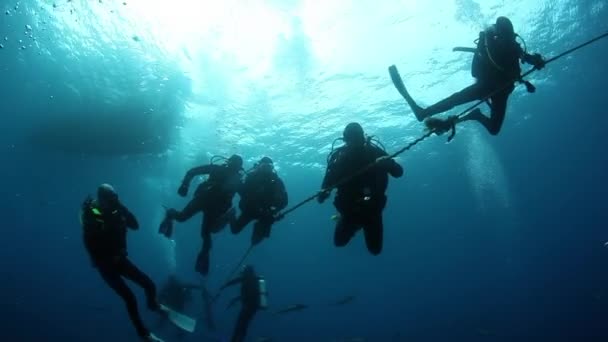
[318,169,333,203]
[519,44,545,69]
[318,161,338,203]
[120,205,139,230]
[320,170,331,191]
[375,148,403,178]
[520,50,534,64]
[388,160,404,178]
[181,165,215,188]
[321,155,340,191]
[237,176,251,197]
[274,178,288,210]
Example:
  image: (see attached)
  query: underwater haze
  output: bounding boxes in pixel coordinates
[2,0,608,341]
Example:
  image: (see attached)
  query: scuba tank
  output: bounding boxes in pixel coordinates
[465,29,535,92]
[258,277,268,310]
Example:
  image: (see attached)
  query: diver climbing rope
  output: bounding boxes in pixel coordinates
[274,30,608,222]
[213,30,608,290]
[457,30,608,121]
[392,30,608,142]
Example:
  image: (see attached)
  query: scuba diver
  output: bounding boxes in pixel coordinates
[230,156,288,246]
[159,154,244,276]
[218,265,267,342]
[156,275,200,339]
[318,123,403,255]
[81,184,163,341]
[201,284,217,331]
[390,16,546,135]
[157,274,199,314]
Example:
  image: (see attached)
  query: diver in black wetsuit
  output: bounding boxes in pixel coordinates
[201,284,217,331]
[230,156,288,246]
[159,155,244,276]
[156,275,200,339]
[393,16,546,135]
[81,184,162,341]
[218,265,267,342]
[318,123,403,255]
[157,274,199,313]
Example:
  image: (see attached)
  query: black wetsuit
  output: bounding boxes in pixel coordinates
[156,276,198,339]
[321,143,403,255]
[201,285,217,331]
[82,199,158,338]
[221,272,262,342]
[169,164,242,274]
[158,276,200,312]
[424,25,540,134]
[231,170,288,245]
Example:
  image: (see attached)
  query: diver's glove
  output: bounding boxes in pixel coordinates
[425,115,457,135]
[317,189,330,204]
[178,183,188,197]
[261,207,278,222]
[528,53,546,70]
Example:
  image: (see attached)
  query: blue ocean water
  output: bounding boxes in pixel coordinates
[1,0,608,341]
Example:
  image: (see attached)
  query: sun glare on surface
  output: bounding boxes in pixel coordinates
[112,0,292,73]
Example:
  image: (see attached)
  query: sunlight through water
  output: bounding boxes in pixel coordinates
[20,0,600,165]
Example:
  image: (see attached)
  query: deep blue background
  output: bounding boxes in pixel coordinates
[1,1,608,341]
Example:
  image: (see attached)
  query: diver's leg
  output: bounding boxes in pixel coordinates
[457,85,512,135]
[231,307,257,342]
[422,82,486,119]
[97,262,150,338]
[333,213,358,247]
[208,205,235,234]
[230,212,254,234]
[171,197,204,222]
[362,212,384,256]
[161,197,204,237]
[196,215,215,275]
[121,258,159,311]
[485,87,512,135]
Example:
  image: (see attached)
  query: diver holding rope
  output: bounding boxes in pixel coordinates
[390,16,546,136]
[159,155,244,276]
[215,27,608,286]
[317,123,403,255]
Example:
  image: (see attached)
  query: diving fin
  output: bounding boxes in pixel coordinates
[388,65,426,121]
[143,333,165,342]
[160,304,197,333]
